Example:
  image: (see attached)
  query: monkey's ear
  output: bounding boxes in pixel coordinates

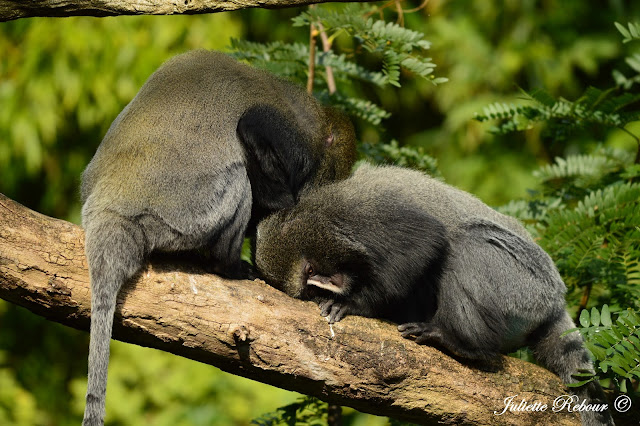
[237,105,319,212]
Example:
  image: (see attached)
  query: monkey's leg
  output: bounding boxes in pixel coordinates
[531,312,614,426]
[159,163,253,280]
[208,185,252,279]
[82,212,146,426]
[397,322,495,360]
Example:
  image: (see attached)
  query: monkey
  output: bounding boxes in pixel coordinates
[80,50,357,426]
[254,163,614,426]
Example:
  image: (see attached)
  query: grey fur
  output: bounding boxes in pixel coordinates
[81,50,356,426]
[255,163,614,426]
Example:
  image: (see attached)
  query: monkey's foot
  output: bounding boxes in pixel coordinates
[398,322,444,345]
[318,299,351,323]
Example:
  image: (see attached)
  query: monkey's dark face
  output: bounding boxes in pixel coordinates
[299,259,351,297]
[255,208,358,299]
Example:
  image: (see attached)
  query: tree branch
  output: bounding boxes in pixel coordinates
[0,193,580,425]
[0,0,372,22]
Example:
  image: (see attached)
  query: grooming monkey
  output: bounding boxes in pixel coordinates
[80,50,356,426]
[255,164,614,426]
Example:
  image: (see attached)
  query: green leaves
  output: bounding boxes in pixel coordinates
[475,87,640,138]
[322,92,391,126]
[251,397,328,426]
[358,140,442,177]
[615,22,640,44]
[577,306,640,390]
[231,3,445,126]
[540,179,640,303]
[580,306,610,327]
[477,22,640,139]
[229,39,311,82]
[477,21,640,395]
[292,3,444,87]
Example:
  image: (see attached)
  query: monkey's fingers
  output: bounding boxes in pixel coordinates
[327,303,350,323]
[398,322,428,337]
[322,302,349,323]
[240,260,258,280]
[317,298,351,322]
[319,299,336,317]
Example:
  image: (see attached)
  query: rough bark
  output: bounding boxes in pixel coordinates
[0,193,581,425]
[0,0,370,22]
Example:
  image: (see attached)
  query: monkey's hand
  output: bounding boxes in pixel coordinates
[318,298,352,323]
[398,322,444,345]
[239,260,259,280]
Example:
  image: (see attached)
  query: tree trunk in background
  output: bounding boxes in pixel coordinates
[0,0,371,22]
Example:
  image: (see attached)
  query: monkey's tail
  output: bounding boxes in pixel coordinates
[82,212,146,426]
[531,311,615,426]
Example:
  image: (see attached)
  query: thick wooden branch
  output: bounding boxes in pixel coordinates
[0,0,371,22]
[0,193,580,425]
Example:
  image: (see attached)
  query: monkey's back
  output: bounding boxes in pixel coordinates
[348,164,530,239]
[81,50,323,225]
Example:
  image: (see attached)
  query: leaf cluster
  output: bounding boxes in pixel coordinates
[251,396,328,426]
[229,4,445,127]
[475,87,640,140]
[293,4,447,87]
[481,23,640,392]
[570,306,640,393]
[358,139,442,178]
[476,22,640,143]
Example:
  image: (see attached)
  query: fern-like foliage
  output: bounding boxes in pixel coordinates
[540,181,640,304]
[229,3,445,127]
[496,198,562,237]
[572,306,640,392]
[475,87,640,139]
[358,140,442,177]
[251,396,328,426]
[613,22,640,90]
[478,21,640,136]
[615,22,640,44]
[479,22,640,394]
[532,148,633,199]
[292,4,446,87]
[321,92,391,126]
[229,39,311,82]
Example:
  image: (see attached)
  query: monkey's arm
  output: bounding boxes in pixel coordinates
[312,202,449,324]
[238,104,319,214]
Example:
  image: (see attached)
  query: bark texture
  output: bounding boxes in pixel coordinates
[0,193,581,425]
[0,0,370,22]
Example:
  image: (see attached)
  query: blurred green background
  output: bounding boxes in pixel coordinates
[1,1,639,424]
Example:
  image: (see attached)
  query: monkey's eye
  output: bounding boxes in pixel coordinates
[304,262,314,276]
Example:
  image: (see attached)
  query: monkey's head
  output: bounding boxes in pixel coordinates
[310,107,357,186]
[255,204,366,300]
